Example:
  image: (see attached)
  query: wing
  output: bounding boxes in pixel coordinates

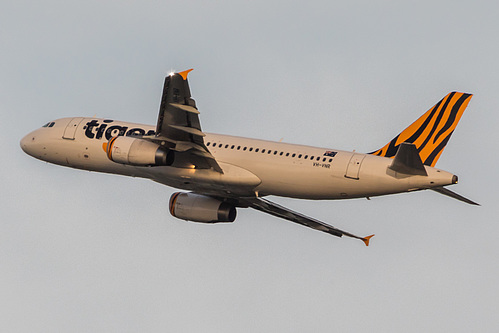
[239,197,374,246]
[153,69,223,173]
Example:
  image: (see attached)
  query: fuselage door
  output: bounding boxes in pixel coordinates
[63,117,84,140]
[345,153,365,180]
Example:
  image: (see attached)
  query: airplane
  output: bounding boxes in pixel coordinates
[20,69,478,246]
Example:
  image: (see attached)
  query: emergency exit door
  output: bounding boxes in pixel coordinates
[345,153,365,180]
[62,117,84,140]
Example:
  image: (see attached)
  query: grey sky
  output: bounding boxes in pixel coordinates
[1,1,498,332]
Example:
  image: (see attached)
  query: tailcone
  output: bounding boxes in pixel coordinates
[416,167,457,190]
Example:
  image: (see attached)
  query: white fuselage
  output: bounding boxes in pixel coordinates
[20,117,456,200]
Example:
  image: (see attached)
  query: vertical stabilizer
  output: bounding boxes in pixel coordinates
[370,92,472,166]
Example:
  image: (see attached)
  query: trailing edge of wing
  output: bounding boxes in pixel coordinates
[239,197,374,246]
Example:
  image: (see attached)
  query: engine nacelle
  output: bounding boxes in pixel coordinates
[169,192,236,223]
[105,136,173,166]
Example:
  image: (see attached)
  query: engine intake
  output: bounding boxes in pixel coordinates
[105,136,173,166]
[169,192,236,223]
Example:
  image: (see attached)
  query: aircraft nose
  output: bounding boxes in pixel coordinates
[20,132,37,156]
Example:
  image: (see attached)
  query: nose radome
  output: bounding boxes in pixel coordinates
[20,133,36,155]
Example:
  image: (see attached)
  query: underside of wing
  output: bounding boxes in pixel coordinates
[151,69,223,173]
[238,197,374,246]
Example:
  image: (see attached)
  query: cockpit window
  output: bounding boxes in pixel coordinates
[42,122,55,128]
[42,122,50,127]
[48,122,55,127]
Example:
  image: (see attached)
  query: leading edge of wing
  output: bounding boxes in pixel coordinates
[239,197,374,246]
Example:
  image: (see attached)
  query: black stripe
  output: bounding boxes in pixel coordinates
[424,132,452,166]
[368,134,400,157]
[383,134,401,157]
[433,93,469,144]
[404,96,446,145]
[417,92,454,153]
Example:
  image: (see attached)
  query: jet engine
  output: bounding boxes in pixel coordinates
[105,136,174,166]
[169,192,236,223]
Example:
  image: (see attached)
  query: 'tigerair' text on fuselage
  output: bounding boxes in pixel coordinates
[84,119,156,140]
[83,118,339,168]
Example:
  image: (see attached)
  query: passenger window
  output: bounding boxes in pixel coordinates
[262,149,266,153]
[225,144,229,148]
[298,154,302,158]
[218,144,222,148]
[249,147,253,152]
[292,153,296,157]
[243,147,247,151]
[280,152,283,156]
[329,158,333,162]
[231,145,235,149]
[237,146,241,150]
[268,150,272,154]
[255,148,259,152]
[206,142,210,146]
[286,153,290,157]
[304,155,308,159]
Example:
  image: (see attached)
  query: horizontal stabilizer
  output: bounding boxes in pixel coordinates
[389,143,428,176]
[432,187,480,206]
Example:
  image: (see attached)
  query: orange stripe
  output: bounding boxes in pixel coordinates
[169,192,181,216]
[413,95,450,148]
[107,137,118,160]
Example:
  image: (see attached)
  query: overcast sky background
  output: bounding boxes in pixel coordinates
[1,1,498,332]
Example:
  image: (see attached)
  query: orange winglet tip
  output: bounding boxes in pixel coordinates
[362,234,375,246]
[178,68,194,80]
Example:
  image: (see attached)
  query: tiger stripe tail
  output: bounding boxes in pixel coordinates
[369,92,472,166]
